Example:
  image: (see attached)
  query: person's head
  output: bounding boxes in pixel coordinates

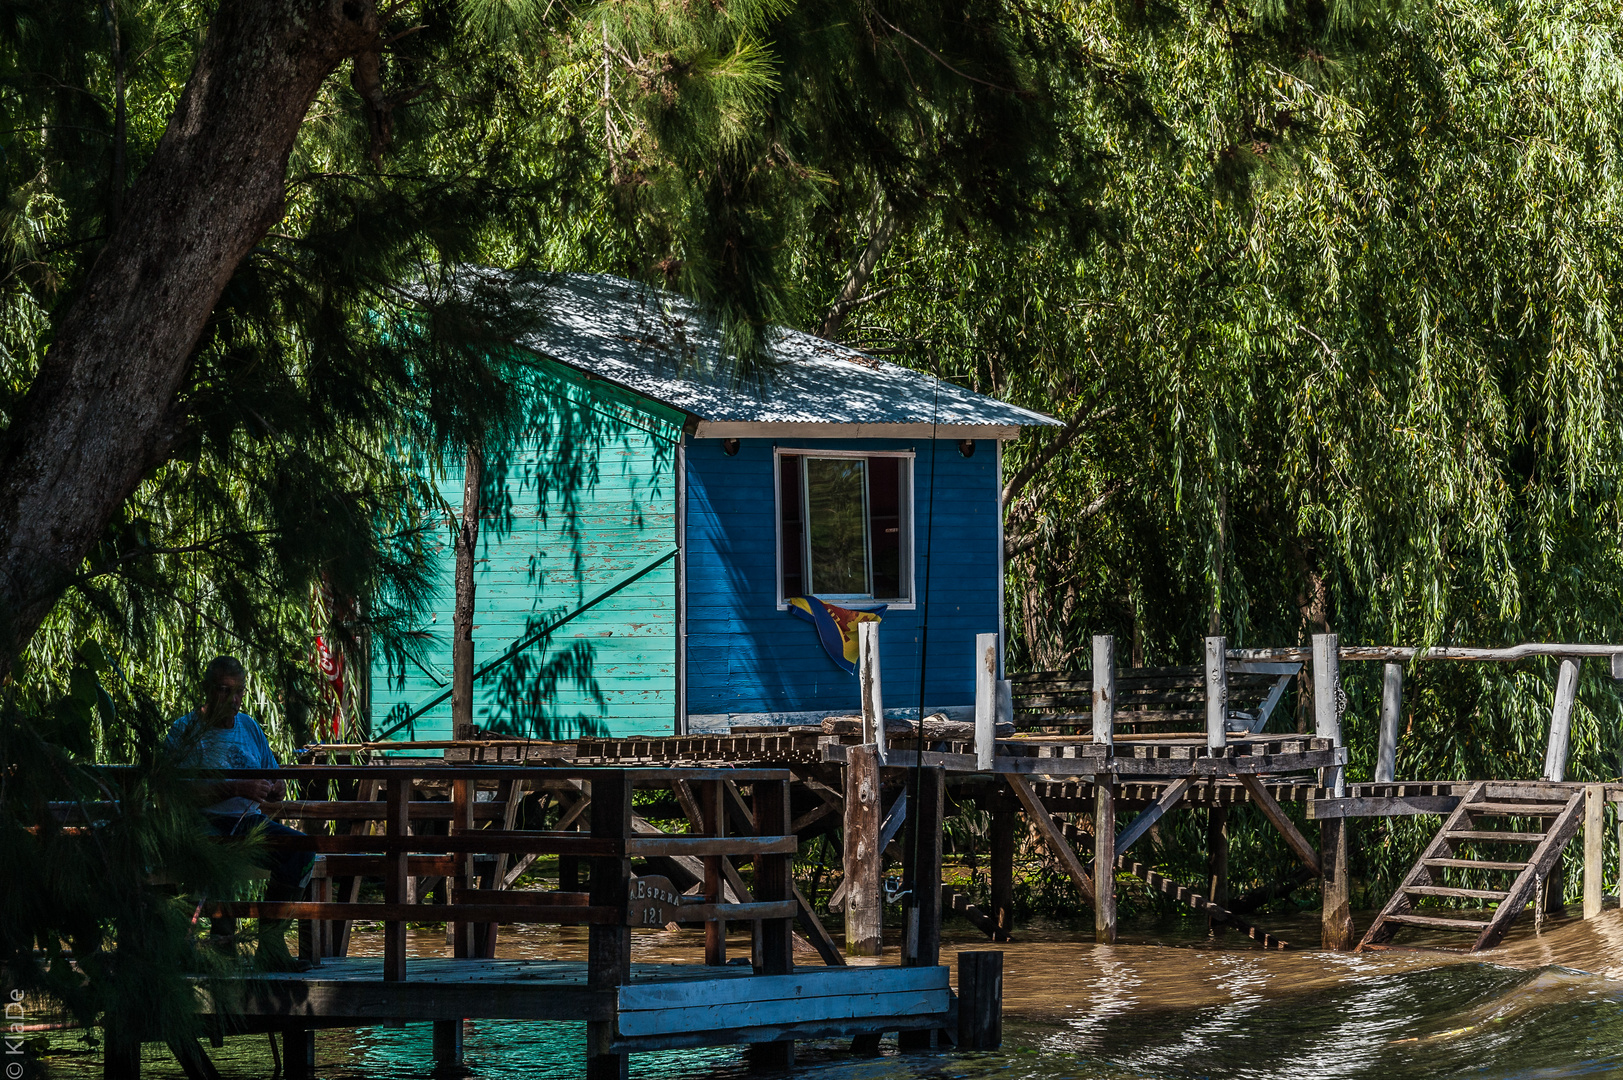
[201,655,247,724]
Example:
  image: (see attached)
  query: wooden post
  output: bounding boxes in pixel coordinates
[103,1015,140,1080]
[1207,805,1228,938]
[1094,774,1115,944]
[383,777,409,982]
[1544,657,1581,783]
[899,766,945,1050]
[1585,784,1604,919]
[431,1020,463,1071]
[1312,633,1344,796]
[1375,663,1403,784]
[1320,818,1355,951]
[1205,636,1228,750]
[1092,635,1115,746]
[975,632,998,771]
[450,778,473,958]
[956,951,1004,1051]
[451,446,482,740]
[989,809,1015,942]
[586,770,632,1080]
[703,779,726,966]
[749,777,795,1070]
[281,1027,315,1080]
[843,744,883,956]
[859,621,885,763]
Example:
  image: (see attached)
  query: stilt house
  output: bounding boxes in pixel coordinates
[370,274,1058,741]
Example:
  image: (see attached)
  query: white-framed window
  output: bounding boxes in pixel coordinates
[774,448,915,608]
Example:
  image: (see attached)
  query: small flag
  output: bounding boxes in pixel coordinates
[787,596,885,674]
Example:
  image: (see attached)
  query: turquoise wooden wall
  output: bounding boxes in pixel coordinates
[371,360,684,741]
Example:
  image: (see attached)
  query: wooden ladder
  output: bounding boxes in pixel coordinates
[1356,782,1586,952]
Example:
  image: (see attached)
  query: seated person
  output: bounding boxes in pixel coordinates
[166,655,313,971]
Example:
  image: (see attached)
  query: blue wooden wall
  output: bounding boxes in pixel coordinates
[371,361,683,741]
[684,437,1000,721]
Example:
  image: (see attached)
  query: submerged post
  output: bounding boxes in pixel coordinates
[1095,773,1116,944]
[1320,817,1355,951]
[1205,636,1228,750]
[843,744,883,956]
[956,951,1004,1050]
[1544,657,1580,783]
[975,632,998,771]
[1375,662,1404,784]
[989,809,1015,941]
[1312,633,1344,796]
[1207,803,1229,938]
[859,621,886,763]
[1092,635,1115,746]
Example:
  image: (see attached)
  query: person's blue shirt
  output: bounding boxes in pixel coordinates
[165,710,281,816]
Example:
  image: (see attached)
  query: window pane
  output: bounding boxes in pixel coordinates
[805,457,869,596]
[869,457,903,599]
[779,455,805,598]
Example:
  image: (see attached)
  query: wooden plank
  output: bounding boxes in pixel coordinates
[956,951,1003,1050]
[616,988,950,1037]
[1005,774,1093,904]
[624,835,797,858]
[1093,635,1115,747]
[227,978,617,1022]
[1403,885,1509,901]
[1385,912,1491,932]
[1237,775,1322,876]
[1307,796,1459,820]
[617,965,950,1011]
[1115,776,1193,856]
[1424,858,1528,871]
[214,902,617,923]
[1543,658,1581,782]
[1586,784,1605,919]
[263,833,619,855]
[1375,663,1403,783]
[1444,830,1547,842]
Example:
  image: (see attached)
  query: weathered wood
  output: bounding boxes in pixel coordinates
[383,778,408,982]
[956,951,1003,1050]
[625,835,797,858]
[1320,818,1355,951]
[1093,635,1115,746]
[1094,774,1116,944]
[1544,657,1581,782]
[843,745,883,956]
[281,1027,314,1080]
[703,780,726,966]
[1207,805,1228,937]
[902,767,945,970]
[1204,636,1228,749]
[859,621,884,760]
[1115,776,1193,856]
[616,968,951,1037]
[1307,795,1460,820]
[1236,775,1322,876]
[754,779,794,977]
[432,1019,463,1070]
[1586,784,1605,919]
[451,778,473,959]
[1312,633,1344,795]
[989,809,1015,941]
[790,879,845,966]
[587,771,632,1080]
[976,632,998,770]
[1375,663,1404,783]
[1005,774,1093,904]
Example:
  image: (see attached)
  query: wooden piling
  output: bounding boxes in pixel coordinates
[1585,784,1604,919]
[1312,634,1344,796]
[431,1019,463,1071]
[1320,818,1355,951]
[843,744,883,956]
[281,1027,315,1080]
[989,809,1015,942]
[976,633,998,771]
[1545,657,1581,783]
[703,779,726,966]
[1092,635,1115,746]
[1375,663,1403,783]
[586,770,631,1080]
[1207,804,1228,938]
[956,951,1004,1050]
[904,766,945,969]
[859,621,885,762]
[1205,636,1228,750]
[750,777,796,1068]
[1095,774,1116,944]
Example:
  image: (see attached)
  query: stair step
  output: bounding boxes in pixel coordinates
[1403,885,1510,901]
[1423,858,1529,871]
[1383,912,1493,932]
[1445,830,1548,842]
[1467,802,1563,816]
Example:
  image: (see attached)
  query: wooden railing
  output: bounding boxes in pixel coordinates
[176,765,798,983]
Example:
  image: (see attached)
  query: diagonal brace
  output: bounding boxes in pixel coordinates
[1239,774,1322,876]
[1115,777,1194,857]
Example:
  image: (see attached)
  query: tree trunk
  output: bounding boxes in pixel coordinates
[452,446,483,739]
[0,0,378,673]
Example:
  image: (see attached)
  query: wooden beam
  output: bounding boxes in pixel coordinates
[790,880,845,966]
[1092,635,1115,747]
[1237,775,1321,876]
[1094,774,1116,944]
[1006,774,1093,904]
[1585,784,1605,920]
[989,809,1015,941]
[976,632,998,770]
[1375,663,1403,783]
[1320,819,1355,950]
[1306,795,1460,820]
[1115,776,1193,856]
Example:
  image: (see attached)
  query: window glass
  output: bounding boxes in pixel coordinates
[805,457,870,596]
[868,457,902,599]
[778,455,804,598]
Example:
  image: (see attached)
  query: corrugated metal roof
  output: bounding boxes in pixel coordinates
[511,273,1061,432]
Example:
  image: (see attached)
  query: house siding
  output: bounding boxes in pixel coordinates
[684,436,1000,722]
[371,361,683,741]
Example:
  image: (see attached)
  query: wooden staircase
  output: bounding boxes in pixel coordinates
[1356,782,1586,952]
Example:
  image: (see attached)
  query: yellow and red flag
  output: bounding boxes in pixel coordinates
[787,595,885,674]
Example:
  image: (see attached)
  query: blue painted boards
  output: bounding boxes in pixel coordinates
[371,360,683,741]
[684,437,1000,721]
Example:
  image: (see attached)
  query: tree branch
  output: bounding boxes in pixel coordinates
[1004,482,1122,560]
[819,199,901,340]
[1001,403,1116,508]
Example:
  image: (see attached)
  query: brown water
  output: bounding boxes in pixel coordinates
[39,910,1623,1079]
